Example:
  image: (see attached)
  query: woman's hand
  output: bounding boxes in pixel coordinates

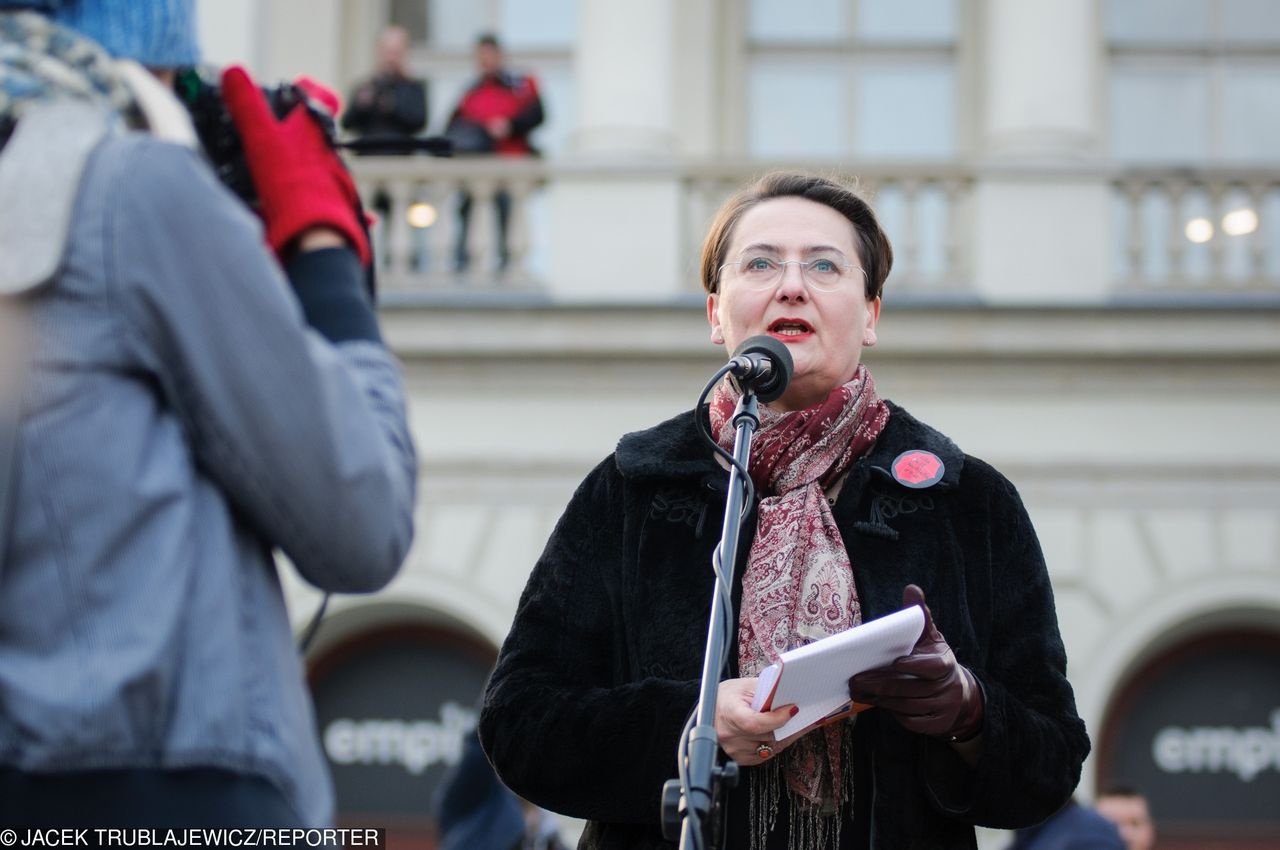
[715,677,799,766]
[847,585,985,750]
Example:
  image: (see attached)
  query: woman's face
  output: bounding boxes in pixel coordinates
[707,196,881,412]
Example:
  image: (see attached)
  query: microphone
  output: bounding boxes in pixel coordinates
[727,335,793,403]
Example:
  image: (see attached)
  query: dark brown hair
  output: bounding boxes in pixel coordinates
[699,172,893,300]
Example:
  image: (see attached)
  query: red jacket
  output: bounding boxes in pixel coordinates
[448,70,544,156]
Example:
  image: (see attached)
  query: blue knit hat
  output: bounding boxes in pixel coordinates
[0,0,199,67]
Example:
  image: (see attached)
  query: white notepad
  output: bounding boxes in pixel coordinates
[749,605,925,740]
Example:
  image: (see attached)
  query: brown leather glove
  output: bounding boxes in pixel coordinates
[847,584,984,742]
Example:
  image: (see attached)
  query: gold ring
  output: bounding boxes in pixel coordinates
[755,743,773,759]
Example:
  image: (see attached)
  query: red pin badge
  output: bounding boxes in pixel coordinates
[891,450,945,489]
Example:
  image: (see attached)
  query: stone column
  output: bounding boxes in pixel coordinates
[984,0,1101,159]
[194,0,258,70]
[570,0,676,157]
[194,0,354,100]
[259,0,344,88]
[971,0,1112,302]
[547,0,688,301]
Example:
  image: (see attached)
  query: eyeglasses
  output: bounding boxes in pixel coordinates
[718,254,865,293]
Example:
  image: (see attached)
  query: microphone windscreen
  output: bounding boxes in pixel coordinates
[733,335,793,402]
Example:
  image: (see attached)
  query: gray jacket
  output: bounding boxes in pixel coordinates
[0,122,416,824]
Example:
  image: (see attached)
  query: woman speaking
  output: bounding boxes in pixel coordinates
[480,172,1088,849]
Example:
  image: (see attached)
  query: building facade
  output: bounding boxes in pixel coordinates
[199,1,1280,846]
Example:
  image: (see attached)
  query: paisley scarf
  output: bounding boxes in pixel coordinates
[710,364,889,849]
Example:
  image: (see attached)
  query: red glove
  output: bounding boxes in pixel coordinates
[847,584,985,742]
[220,66,369,265]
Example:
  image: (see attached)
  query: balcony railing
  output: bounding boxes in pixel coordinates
[347,156,1280,301]
[352,156,550,293]
[681,162,975,298]
[1112,167,1280,296]
[349,157,976,299]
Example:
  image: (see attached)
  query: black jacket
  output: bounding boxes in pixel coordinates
[480,402,1088,849]
[341,73,427,139]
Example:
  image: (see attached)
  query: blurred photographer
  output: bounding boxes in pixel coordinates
[0,0,416,828]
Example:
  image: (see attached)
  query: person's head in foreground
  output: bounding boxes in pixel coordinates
[1097,786,1156,850]
[0,0,198,68]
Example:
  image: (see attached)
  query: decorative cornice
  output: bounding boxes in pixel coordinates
[379,300,1280,362]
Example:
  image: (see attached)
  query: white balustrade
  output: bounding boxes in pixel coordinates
[347,155,1279,300]
[349,156,551,294]
[674,162,976,297]
[1113,170,1280,294]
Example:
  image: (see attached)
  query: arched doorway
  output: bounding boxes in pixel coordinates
[1095,628,1280,849]
[308,617,498,849]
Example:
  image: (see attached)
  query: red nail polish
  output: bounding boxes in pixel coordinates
[789,706,799,716]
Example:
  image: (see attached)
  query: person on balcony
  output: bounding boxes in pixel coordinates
[341,24,428,267]
[444,31,544,272]
[479,172,1089,849]
[0,0,415,826]
[341,25,428,147]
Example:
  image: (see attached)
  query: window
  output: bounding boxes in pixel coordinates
[743,0,963,159]
[1108,0,1280,163]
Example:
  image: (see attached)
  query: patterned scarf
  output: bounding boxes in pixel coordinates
[0,10,138,147]
[710,364,889,849]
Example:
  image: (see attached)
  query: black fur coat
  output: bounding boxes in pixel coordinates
[480,402,1088,849]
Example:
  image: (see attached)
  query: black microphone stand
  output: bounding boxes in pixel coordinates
[661,390,761,850]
